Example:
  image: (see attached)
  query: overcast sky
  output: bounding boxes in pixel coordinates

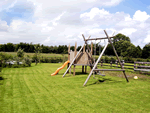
[0,0,150,48]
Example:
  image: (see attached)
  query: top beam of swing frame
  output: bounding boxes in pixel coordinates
[85,36,115,41]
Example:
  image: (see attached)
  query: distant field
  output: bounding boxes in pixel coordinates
[0,52,68,58]
[0,63,150,112]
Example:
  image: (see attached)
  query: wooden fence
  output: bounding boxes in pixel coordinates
[97,60,150,73]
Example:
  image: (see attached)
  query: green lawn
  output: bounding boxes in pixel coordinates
[0,63,150,113]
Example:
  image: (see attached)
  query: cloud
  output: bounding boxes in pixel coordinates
[133,10,150,22]
[144,35,150,43]
[118,28,137,36]
[0,0,150,48]
[0,20,9,32]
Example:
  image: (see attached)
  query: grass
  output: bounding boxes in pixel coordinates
[0,63,150,113]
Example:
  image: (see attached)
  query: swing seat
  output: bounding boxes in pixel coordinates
[98,74,105,76]
[98,71,105,76]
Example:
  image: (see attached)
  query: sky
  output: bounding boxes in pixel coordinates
[0,0,150,48]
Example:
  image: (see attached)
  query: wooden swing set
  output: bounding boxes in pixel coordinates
[63,30,129,86]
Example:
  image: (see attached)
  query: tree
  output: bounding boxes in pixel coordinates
[70,46,75,51]
[105,44,115,56]
[17,48,24,58]
[34,44,42,65]
[122,44,136,57]
[113,33,130,44]
[134,46,142,58]
[142,43,150,58]
[6,43,15,52]
[114,40,132,56]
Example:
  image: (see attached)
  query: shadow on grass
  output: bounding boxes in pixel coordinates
[87,77,124,86]
[0,76,4,80]
[74,72,89,76]
[58,72,89,77]
[0,76,4,85]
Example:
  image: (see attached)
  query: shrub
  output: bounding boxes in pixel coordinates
[22,57,32,67]
[123,56,134,62]
[104,56,110,63]
[17,48,24,58]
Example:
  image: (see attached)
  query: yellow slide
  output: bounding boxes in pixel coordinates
[51,60,70,76]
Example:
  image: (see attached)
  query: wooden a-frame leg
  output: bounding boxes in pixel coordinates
[104,30,129,82]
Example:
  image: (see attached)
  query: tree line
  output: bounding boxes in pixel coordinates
[0,33,150,59]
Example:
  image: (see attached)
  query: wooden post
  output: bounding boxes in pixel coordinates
[134,62,136,69]
[122,60,124,68]
[91,42,93,55]
[68,44,70,61]
[82,66,84,73]
[69,65,71,74]
[85,66,87,73]
[74,42,77,64]
[73,65,76,76]
[83,45,85,53]
[67,44,70,73]
[101,60,103,67]
[110,61,112,67]
[115,60,118,67]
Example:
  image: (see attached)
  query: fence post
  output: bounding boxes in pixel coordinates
[110,61,112,67]
[122,60,124,68]
[134,62,136,69]
[115,60,118,68]
[101,60,103,67]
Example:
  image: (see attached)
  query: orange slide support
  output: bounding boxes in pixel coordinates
[51,60,70,76]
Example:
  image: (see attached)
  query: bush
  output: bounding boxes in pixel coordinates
[22,57,32,67]
[147,59,150,62]
[110,57,116,63]
[104,56,110,63]
[17,48,24,58]
[123,56,134,62]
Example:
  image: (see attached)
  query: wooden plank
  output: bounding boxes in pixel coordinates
[85,36,115,41]
[135,66,150,68]
[93,69,125,71]
[91,42,93,55]
[73,64,94,66]
[135,62,150,64]
[83,45,85,53]
[134,69,150,72]
[74,42,77,64]
[76,52,89,65]
[68,44,70,61]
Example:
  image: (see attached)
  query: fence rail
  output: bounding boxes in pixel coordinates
[97,61,150,73]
